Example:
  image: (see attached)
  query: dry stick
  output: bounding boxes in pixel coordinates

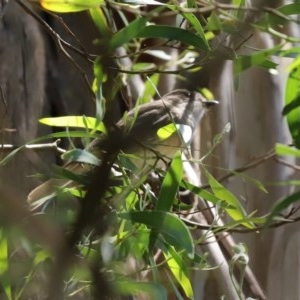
[0,140,66,153]
[47,11,93,62]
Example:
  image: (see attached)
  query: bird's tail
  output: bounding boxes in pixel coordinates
[27,162,91,210]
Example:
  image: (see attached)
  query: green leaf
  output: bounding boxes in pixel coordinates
[53,165,89,185]
[284,66,300,148]
[156,152,183,211]
[275,143,300,158]
[157,123,177,140]
[266,190,300,224]
[137,25,209,51]
[279,47,300,60]
[255,4,300,28]
[33,249,51,266]
[116,280,167,299]
[0,229,11,300]
[61,149,101,166]
[200,88,215,101]
[149,153,183,251]
[206,12,222,32]
[181,180,224,206]
[257,59,278,70]
[131,62,156,72]
[119,211,194,258]
[122,0,165,4]
[39,116,106,133]
[234,44,282,74]
[186,0,196,8]
[137,73,160,104]
[277,3,300,16]
[282,94,300,116]
[180,13,209,49]
[232,0,246,19]
[40,0,104,12]
[162,245,193,299]
[89,7,110,37]
[205,170,254,228]
[93,58,108,122]
[109,18,148,50]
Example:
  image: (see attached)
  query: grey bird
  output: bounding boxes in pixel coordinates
[27,89,218,206]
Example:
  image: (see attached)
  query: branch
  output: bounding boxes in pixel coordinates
[0,140,66,154]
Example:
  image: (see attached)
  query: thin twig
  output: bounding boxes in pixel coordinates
[181,214,300,234]
[201,149,276,189]
[274,157,300,171]
[0,140,66,154]
[46,11,93,62]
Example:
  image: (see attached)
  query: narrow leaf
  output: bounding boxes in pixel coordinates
[181,180,224,206]
[205,170,254,228]
[267,190,300,224]
[157,124,177,140]
[39,116,106,133]
[284,66,300,148]
[40,0,103,12]
[109,18,147,50]
[156,152,183,211]
[162,245,193,299]
[89,7,110,37]
[181,13,209,49]
[137,25,209,51]
[0,229,11,300]
[119,211,194,258]
[278,3,300,16]
[275,143,300,158]
[138,73,160,104]
[116,280,167,299]
[234,44,282,74]
[61,149,101,166]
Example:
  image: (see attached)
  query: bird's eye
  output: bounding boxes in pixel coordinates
[185,90,192,97]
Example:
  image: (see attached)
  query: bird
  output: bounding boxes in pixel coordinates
[27,89,218,206]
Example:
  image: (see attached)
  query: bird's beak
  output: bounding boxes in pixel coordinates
[202,99,219,107]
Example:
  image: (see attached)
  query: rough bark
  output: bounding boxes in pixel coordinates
[0,1,54,196]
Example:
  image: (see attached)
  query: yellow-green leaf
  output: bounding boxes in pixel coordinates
[0,229,11,300]
[163,247,193,299]
[40,0,103,12]
[39,116,107,133]
[157,123,177,140]
[275,143,300,158]
[200,88,214,101]
[205,170,254,228]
